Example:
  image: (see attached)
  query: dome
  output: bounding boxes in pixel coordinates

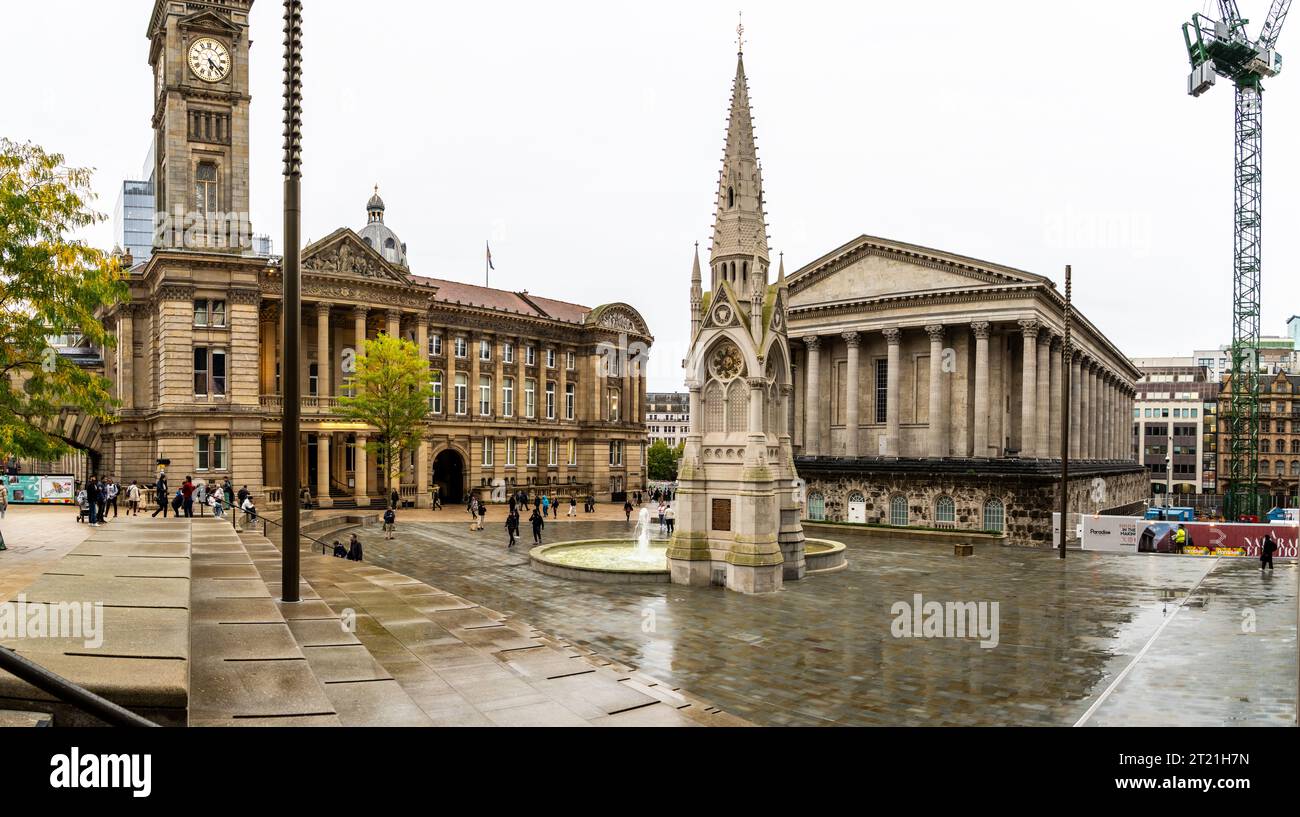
[367,185,385,215]
[359,186,407,267]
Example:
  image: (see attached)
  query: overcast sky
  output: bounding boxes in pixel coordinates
[5,0,1300,390]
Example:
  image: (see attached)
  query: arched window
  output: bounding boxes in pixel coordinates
[384,237,396,251]
[807,492,825,521]
[1260,460,1270,475]
[935,495,955,526]
[194,161,218,216]
[742,261,748,287]
[703,381,725,433]
[1277,460,1286,476]
[1292,460,1299,476]
[725,378,748,433]
[727,186,735,208]
[983,498,1005,532]
[889,494,908,527]
[1261,439,1271,454]
[363,236,373,248]
[848,490,865,504]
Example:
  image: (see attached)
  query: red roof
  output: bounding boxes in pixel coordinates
[408,275,591,324]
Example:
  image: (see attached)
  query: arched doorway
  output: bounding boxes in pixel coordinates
[433,449,465,505]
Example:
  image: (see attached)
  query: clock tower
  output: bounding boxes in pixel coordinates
[147,0,254,250]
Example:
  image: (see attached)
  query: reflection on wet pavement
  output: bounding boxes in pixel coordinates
[359,519,1297,726]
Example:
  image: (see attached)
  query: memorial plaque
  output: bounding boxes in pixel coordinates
[711,498,732,531]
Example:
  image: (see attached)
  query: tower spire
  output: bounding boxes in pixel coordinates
[690,242,703,339]
[709,25,769,294]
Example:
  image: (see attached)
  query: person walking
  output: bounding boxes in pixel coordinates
[431,484,441,511]
[506,508,519,549]
[623,498,634,522]
[332,539,347,558]
[181,475,195,518]
[383,506,396,540]
[106,478,119,518]
[86,475,100,527]
[1261,532,1277,572]
[152,473,168,518]
[530,506,545,544]
[541,494,550,519]
[390,487,400,511]
[127,480,140,516]
[657,500,667,533]
[568,496,577,518]
[664,503,676,537]
[195,479,207,517]
[209,490,224,519]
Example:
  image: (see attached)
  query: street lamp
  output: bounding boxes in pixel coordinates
[280,0,304,603]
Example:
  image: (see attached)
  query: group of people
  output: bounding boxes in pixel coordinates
[145,474,258,524]
[74,475,126,525]
[330,533,365,561]
[502,493,547,548]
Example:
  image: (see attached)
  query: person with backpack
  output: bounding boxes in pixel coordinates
[171,488,184,516]
[383,506,396,540]
[1261,532,1278,572]
[506,508,519,549]
[568,496,577,518]
[530,506,545,544]
[152,473,168,518]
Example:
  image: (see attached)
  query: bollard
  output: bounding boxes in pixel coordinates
[954,542,974,557]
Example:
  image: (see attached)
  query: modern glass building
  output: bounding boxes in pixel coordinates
[113,144,156,263]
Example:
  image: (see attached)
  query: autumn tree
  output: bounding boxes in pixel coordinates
[0,138,128,465]
[336,333,434,504]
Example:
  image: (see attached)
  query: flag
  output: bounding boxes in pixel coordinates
[486,240,495,271]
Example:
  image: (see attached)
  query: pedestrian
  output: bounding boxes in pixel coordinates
[106,478,119,518]
[568,496,577,518]
[300,485,312,510]
[209,491,223,519]
[383,506,396,540]
[240,493,257,526]
[541,494,550,519]
[332,539,347,558]
[1261,532,1277,572]
[86,476,99,527]
[195,480,207,517]
[623,498,633,522]
[181,475,195,518]
[1173,524,1187,554]
[75,482,89,523]
[152,473,168,518]
[237,484,249,511]
[665,503,676,537]
[0,483,7,520]
[347,533,364,562]
[478,501,488,530]
[390,488,400,510]
[506,509,519,549]
[530,506,545,544]
[657,500,666,533]
[430,484,440,511]
[223,479,234,511]
[127,480,140,516]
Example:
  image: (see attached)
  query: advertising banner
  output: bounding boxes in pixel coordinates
[4,475,76,505]
[1081,516,1298,557]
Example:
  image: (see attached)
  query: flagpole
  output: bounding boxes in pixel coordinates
[485,240,490,287]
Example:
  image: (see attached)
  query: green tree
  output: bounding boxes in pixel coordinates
[646,439,681,481]
[336,333,434,503]
[0,138,128,465]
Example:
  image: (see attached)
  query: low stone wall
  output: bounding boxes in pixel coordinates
[797,458,1147,547]
[805,521,1007,549]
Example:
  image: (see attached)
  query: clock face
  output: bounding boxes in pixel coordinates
[188,38,230,82]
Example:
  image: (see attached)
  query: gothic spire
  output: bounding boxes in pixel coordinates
[709,36,769,292]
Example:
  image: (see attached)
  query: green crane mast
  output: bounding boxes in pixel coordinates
[1183,1,1291,518]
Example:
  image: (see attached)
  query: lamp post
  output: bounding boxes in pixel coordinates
[280,0,303,603]
[1059,265,1071,559]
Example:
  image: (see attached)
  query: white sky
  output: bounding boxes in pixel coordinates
[4,1,1300,390]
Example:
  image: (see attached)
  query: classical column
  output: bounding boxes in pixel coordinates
[1069,352,1082,460]
[470,332,481,418]
[416,439,429,508]
[315,303,331,398]
[386,308,400,338]
[495,336,507,418]
[353,306,367,354]
[843,331,860,458]
[1036,331,1050,457]
[803,336,821,456]
[884,328,901,456]
[354,433,369,506]
[971,322,990,457]
[556,345,567,422]
[1089,365,1100,459]
[517,335,528,421]
[926,324,945,458]
[316,433,331,508]
[1102,374,1112,459]
[1019,320,1039,458]
[260,302,279,397]
[1080,359,1093,460]
[1048,336,1062,457]
[416,315,429,372]
[117,308,135,410]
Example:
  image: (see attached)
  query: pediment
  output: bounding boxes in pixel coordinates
[701,283,746,332]
[180,10,241,35]
[789,234,1045,308]
[303,229,411,286]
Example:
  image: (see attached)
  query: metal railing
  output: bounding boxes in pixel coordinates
[212,495,352,556]
[0,648,158,727]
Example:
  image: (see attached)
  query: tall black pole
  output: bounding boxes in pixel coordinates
[1059,265,1072,559]
[280,0,303,602]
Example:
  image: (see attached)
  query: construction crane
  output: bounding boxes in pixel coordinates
[1183,1,1292,519]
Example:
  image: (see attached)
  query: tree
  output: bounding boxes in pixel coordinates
[0,138,128,465]
[647,439,682,482]
[336,333,434,504]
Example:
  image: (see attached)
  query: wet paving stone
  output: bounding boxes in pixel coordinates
[356,519,1297,726]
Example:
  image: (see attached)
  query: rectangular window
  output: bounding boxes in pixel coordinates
[479,339,491,361]
[608,389,620,422]
[211,300,226,327]
[874,359,888,424]
[193,347,226,396]
[455,337,467,358]
[526,345,536,366]
[525,378,536,418]
[546,348,556,369]
[194,300,208,327]
[479,375,492,416]
[545,381,556,419]
[503,342,514,364]
[566,351,575,370]
[430,371,443,413]
[194,347,209,395]
[193,299,226,327]
[429,335,442,357]
[567,439,577,465]
[455,373,468,415]
[565,383,575,420]
[548,438,558,466]
[503,377,514,417]
[482,437,494,466]
[195,434,228,472]
[308,362,319,397]
[505,437,516,466]
[527,438,537,466]
[608,440,624,466]
[212,349,226,396]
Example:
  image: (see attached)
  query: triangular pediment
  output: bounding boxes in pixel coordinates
[179,10,241,35]
[701,282,747,334]
[303,228,412,286]
[789,234,1046,307]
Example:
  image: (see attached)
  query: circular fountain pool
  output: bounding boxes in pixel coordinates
[529,539,671,583]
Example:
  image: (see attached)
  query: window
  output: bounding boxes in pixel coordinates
[567,439,577,466]
[194,300,207,326]
[525,378,536,418]
[505,437,517,466]
[608,388,620,422]
[429,335,442,357]
[195,434,227,471]
[193,299,226,327]
[935,495,955,526]
[608,440,624,466]
[545,381,556,419]
[527,438,538,466]
[454,337,467,358]
[482,437,494,467]
[808,492,825,521]
[548,438,558,466]
[479,375,492,416]
[565,383,575,420]
[341,376,356,398]
[983,498,1005,532]
[503,377,514,417]
[195,161,218,216]
[429,371,443,413]
[308,362,319,397]
[546,348,556,369]
[193,347,226,396]
[503,342,514,364]
[479,339,491,361]
[889,495,908,527]
[566,351,575,370]
[525,345,536,366]
[874,359,888,424]
[454,373,468,415]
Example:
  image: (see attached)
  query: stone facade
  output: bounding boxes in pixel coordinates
[92,1,651,507]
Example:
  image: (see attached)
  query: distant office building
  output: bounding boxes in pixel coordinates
[1130,357,1219,495]
[113,144,156,264]
[646,392,689,448]
[1194,330,1297,382]
[249,233,273,256]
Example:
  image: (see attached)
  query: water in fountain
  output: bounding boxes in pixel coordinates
[631,506,655,561]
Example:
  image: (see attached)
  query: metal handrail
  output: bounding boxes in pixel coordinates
[213,496,351,555]
[0,647,157,727]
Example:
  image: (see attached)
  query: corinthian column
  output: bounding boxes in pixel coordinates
[803,336,822,456]
[316,302,331,398]
[1019,320,1039,458]
[884,328,901,456]
[1049,336,1062,457]
[971,322,990,457]
[1069,351,1082,460]
[843,332,860,458]
[926,324,945,458]
[1036,331,1050,456]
